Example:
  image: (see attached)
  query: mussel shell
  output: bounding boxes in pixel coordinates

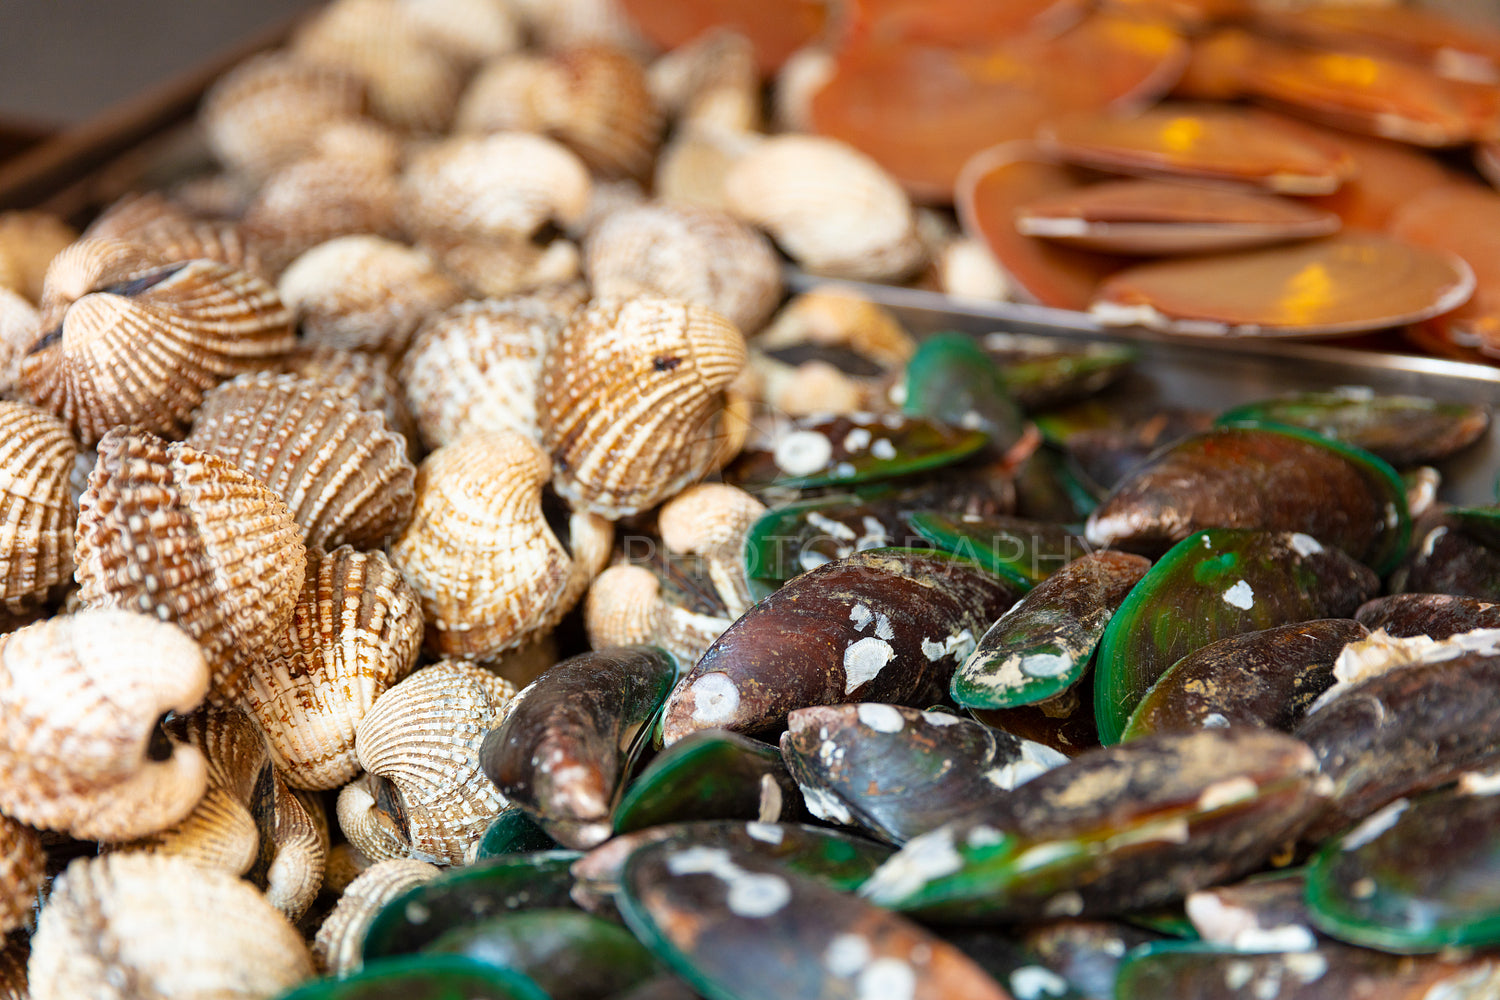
[1356,593,1500,639]
[1122,619,1369,739]
[969,697,1101,760]
[908,513,1092,591]
[280,955,549,1000]
[1043,403,1215,494]
[935,930,1087,1000]
[1393,512,1500,600]
[1094,529,1379,744]
[743,492,923,594]
[1185,869,1317,951]
[480,646,677,850]
[612,730,800,834]
[1022,920,1162,1000]
[981,332,1137,412]
[475,807,557,861]
[901,333,1025,453]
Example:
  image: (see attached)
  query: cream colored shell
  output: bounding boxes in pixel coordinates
[339,661,518,864]
[241,157,404,278]
[772,45,836,134]
[84,192,266,278]
[247,545,423,790]
[649,29,760,134]
[0,610,209,841]
[0,402,77,614]
[400,297,561,451]
[186,372,417,551]
[0,815,43,937]
[28,853,314,1000]
[654,126,762,214]
[0,288,38,398]
[397,0,522,66]
[658,483,765,617]
[724,135,928,282]
[278,235,465,357]
[507,0,650,58]
[313,858,439,975]
[402,132,592,240]
[584,563,733,667]
[323,842,375,895]
[75,429,307,703]
[0,211,77,303]
[419,231,581,300]
[540,296,748,518]
[267,777,328,920]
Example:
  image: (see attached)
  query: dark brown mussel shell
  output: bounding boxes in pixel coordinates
[902,333,1026,455]
[907,512,1093,590]
[1094,528,1379,744]
[1038,402,1215,493]
[981,332,1137,412]
[279,956,550,1000]
[480,646,677,849]
[859,728,1327,923]
[1010,445,1102,523]
[1121,619,1369,740]
[779,704,1067,844]
[661,549,1020,744]
[1357,593,1500,639]
[934,928,1087,1000]
[1392,508,1500,600]
[618,840,1011,1000]
[610,730,801,835]
[1084,425,1410,574]
[1022,920,1162,1000]
[969,697,1102,760]
[1185,869,1318,952]
[954,551,1151,711]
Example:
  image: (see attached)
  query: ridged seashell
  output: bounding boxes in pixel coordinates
[658,482,765,618]
[28,854,314,1000]
[930,236,1013,302]
[311,118,405,172]
[389,432,611,659]
[0,402,77,613]
[757,288,916,367]
[0,288,38,396]
[418,231,581,300]
[313,858,439,975]
[323,842,374,894]
[277,236,463,357]
[75,429,307,702]
[168,171,258,220]
[585,563,733,666]
[247,545,423,790]
[649,29,760,134]
[20,239,295,446]
[241,158,404,278]
[281,346,420,457]
[83,193,266,278]
[0,212,76,303]
[0,815,43,936]
[724,135,929,282]
[585,203,782,335]
[456,45,662,178]
[186,372,416,550]
[655,126,763,213]
[483,633,560,689]
[400,297,562,451]
[0,937,25,999]
[200,52,367,182]
[0,610,209,841]
[268,777,328,920]
[396,0,522,66]
[337,661,518,864]
[508,0,651,57]
[540,296,748,517]
[402,132,593,240]
[292,0,463,133]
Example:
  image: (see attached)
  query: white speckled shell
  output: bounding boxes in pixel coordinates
[84,193,266,278]
[0,402,77,613]
[0,288,39,397]
[28,853,314,1000]
[402,132,593,240]
[724,135,928,282]
[241,158,404,278]
[281,346,421,457]
[313,858,439,975]
[0,815,43,937]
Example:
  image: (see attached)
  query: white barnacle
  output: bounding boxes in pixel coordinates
[688,672,741,726]
[857,703,906,733]
[871,438,897,461]
[1341,798,1408,850]
[844,427,872,453]
[860,826,964,904]
[1222,580,1254,610]
[774,430,834,476]
[1289,533,1323,557]
[856,958,916,1000]
[824,933,872,977]
[1010,966,1071,1000]
[725,871,791,918]
[849,602,875,631]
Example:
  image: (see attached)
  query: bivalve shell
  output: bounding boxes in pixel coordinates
[0,211,77,303]
[28,853,314,1000]
[20,239,295,446]
[338,661,518,864]
[186,372,416,551]
[248,545,423,790]
[240,157,404,278]
[0,402,77,613]
[0,610,209,841]
[540,296,748,518]
[0,288,39,397]
[648,28,760,134]
[74,429,307,703]
[417,230,581,300]
[396,0,522,65]
[0,815,42,936]
[724,135,928,282]
[277,235,464,357]
[281,346,420,456]
[84,193,266,278]
[312,858,440,975]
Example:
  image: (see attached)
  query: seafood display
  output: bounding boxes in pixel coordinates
[1,0,1500,998]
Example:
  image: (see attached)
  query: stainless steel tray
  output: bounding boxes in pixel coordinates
[790,277,1500,506]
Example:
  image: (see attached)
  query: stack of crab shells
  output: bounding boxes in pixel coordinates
[0,0,992,996]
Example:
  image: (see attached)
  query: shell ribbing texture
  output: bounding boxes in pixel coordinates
[266,772,327,920]
[84,192,266,279]
[241,157,404,278]
[0,402,77,613]
[0,815,43,936]
[186,372,416,551]
[313,857,439,975]
[281,346,421,455]
[0,938,25,1000]
[74,429,307,703]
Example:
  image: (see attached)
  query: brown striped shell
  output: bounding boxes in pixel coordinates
[0,402,77,614]
[186,372,416,550]
[402,132,593,240]
[540,296,748,518]
[509,0,650,56]
[247,545,423,790]
[74,429,307,703]
[313,858,439,975]
[200,51,367,182]
[0,610,209,841]
[323,842,374,894]
[240,157,405,278]
[84,193,266,278]
[0,289,38,397]
[0,937,25,999]
[584,202,783,335]
[584,563,733,667]
[0,815,43,936]
[389,431,611,659]
[337,661,518,864]
[399,297,562,451]
[277,235,464,357]
[28,853,314,1000]
[724,135,929,282]
[267,777,328,920]
[19,239,295,446]
[0,212,76,303]
[418,231,581,300]
[281,346,421,455]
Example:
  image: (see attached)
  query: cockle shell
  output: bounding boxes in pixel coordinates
[402,132,593,240]
[247,545,423,790]
[724,135,929,282]
[419,230,581,300]
[400,297,562,451]
[389,431,610,659]
[323,842,374,895]
[773,45,836,134]
[268,778,328,920]
[186,372,416,550]
[0,815,43,936]
[654,125,763,213]
[0,610,209,841]
[0,289,38,397]
[584,202,783,334]
[658,482,766,618]
[507,0,651,59]
[28,854,314,1000]
[281,346,420,456]
[84,192,266,278]
[313,858,440,975]
[0,402,77,614]
[75,429,306,703]
[277,235,465,357]
[200,51,367,182]
[649,29,760,134]
[396,0,522,65]
[0,212,77,303]
[585,563,734,667]
[19,239,295,445]
[337,661,518,864]
[240,157,404,278]
[0,937,25,999]
[540,296,748,518]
